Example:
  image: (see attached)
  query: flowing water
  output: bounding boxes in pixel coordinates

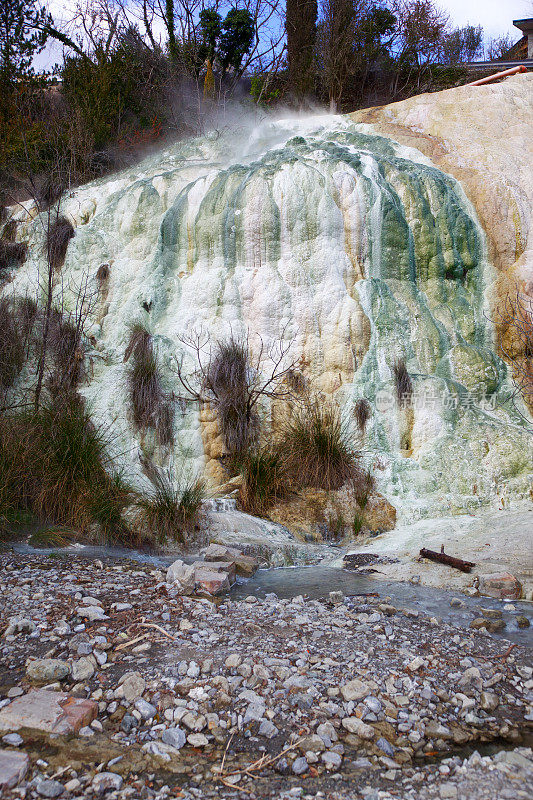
[7,540,532,645]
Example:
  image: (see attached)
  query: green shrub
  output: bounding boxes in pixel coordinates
[238,446,288,516]
[135,468,204,543]
[279,400,359,491]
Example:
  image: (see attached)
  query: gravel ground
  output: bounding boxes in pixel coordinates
[0,552,532,799]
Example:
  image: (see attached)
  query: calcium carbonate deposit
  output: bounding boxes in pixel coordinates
[4,80,533,520]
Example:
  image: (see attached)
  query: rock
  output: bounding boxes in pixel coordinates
[202,544,258,576]
[477,573,522,600]
[362,493,397,533]
[76,605,108,622]
[480,607,502,619]
[5,618,35,636]
[321,750,342,770]
[317,722,337,746]
[292,756,308,775]
[425,721,452,740]
[134,698,157,719]
[376,737,395,757]
[187,733,208,747]
[119,671,146,702]
[34,779,65,798]
[0,749,29,790]
[192,560,236,584]
[340,679,371,702]
[194,567,230,595]
[92,772,123,793]
[329,591,344,604]
[515,615,530,628]
[26,659,69,683]
[480,692,499,711]
[258,720,279,739]
[0,691,97,736]
[225,653,242,669]
[341,717,375,739]
[298,734,325,753]
[121,714,136,733]
[161,727,186,749]
[495,750,533,770]
[485,619,505,633]
[166,561,195,595]
[2,733,23,747]
[439,782,458,799]
[71,657,95,682]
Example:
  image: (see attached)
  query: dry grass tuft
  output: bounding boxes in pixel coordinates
[48,311,85,398]
[353,398,371,432]
[46,216,74,270]
[37,178,64,211]
[238,446,288,516]
[125,323,174,446]
[205,336,259,458]
[135,468,204,544]
[279,400,360,491]
[0,240,28,272]
[96,263,110,282]
[392,358,413,407]
[0,400,132,538]
[0,299,25,389]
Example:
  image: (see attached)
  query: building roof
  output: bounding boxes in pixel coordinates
[513,19,533,33]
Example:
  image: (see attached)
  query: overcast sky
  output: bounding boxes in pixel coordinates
[38,0,532,72]
[438,0,531,39]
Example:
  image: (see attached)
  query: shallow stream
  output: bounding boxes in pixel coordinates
[7,540,532,646]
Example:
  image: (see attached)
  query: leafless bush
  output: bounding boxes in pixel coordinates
[392,358,413,407]
[46,216,75,271]
[354,398,371,431]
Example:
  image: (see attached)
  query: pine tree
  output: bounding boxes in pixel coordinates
[0,0,51,85]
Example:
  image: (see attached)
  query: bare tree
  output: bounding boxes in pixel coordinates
[173,328,299,459]
[286,0,318,102]
[319,0,368,112]
[388,0,450,96]
[486,33,518,62]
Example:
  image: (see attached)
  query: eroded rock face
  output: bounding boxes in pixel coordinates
[268,485,396,539]
[3,79,532,521]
